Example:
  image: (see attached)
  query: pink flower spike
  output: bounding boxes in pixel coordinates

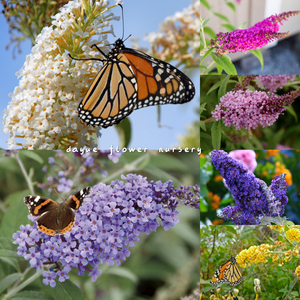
[211,11,300,55]
[212,87,300,130]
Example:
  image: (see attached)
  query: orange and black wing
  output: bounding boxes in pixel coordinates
[78,54,138,128]
[210,256,242,287]
[121,47,195,110]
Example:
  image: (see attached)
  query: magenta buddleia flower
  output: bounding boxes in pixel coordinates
[257,75,296,93]
[210,150,288,225]
[13,174,199,286]
[212,87,300,130]
[211,11,300,55]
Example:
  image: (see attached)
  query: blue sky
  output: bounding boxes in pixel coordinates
[0,0,199,150]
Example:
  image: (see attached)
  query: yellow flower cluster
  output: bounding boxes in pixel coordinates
[273,245,300,266]
[275,162,292,186]
[207,192,221,210]
[265,150,280,159]
[268,225,284,232]
[236,244,273,268]
[295,266,300,277]
[214,175,223,182]
[286,228,300,243]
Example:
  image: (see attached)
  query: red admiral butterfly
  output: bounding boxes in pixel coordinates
[24,187,92,236]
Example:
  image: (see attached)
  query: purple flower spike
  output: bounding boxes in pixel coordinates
[210,150,288,225]
[14,174,198,287]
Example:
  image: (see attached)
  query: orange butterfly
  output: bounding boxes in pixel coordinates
[210,256,243,287]
[69,5,195,128]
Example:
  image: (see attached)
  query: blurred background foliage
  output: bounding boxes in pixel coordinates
[200,75,300,150]
[200,150,300,225]
[0,150,199,300]
[200,225,300,300]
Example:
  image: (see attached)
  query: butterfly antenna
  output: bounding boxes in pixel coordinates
[118,3,125,40]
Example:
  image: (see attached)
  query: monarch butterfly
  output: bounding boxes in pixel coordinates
[210,256,243,287]
[69,5,195,128]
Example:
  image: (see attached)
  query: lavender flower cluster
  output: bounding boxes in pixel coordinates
[211,11,300,55]
[13,174,199,287]
[210,150,288,225]
[257,75,296,93]
[212,87,300,130]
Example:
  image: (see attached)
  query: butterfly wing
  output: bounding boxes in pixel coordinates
[78,54,137,128]
[122,47,195,109]
[24,196,59,216]
[226,260,243,286]
[210,256,242,287]
[36,207,75,236]
[66,186,92,210]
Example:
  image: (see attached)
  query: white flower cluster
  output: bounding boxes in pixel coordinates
[145,0,200,63]
[3,0,118,149]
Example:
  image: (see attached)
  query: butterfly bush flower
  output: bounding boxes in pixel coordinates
[3,0,120,149]
[211,150,288,225]
[13,174,199,286]
[211,11,300,55]
[146,0,200,67]
[257,75,297,93]
[212,87,300,130]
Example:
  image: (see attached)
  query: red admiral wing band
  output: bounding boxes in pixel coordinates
[24,186,92,236]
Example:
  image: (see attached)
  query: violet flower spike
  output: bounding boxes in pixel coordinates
[210,150,288,225]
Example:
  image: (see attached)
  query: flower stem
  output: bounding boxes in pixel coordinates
[3,268,44,300]
[102,153,151,183]
[13,152,35,194]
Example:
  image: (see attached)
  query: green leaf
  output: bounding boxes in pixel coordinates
[286,105,298,122]
[115,118,131,148]
[213,12,230,23]
[200,120,206,131]
[143,165,181,186]
[226,2,236,13]
[221,23,237,32]
[211,53,237,75]
[105,266,138,282]
[249,49,264,69]
[43,280,86,300]
[200,198,208,212]
[201,18,211,29]
[0,249,20,258]
[11,291,54,300]
[200,47,214,64]
[0,273,23,294]
[199,103,207,114]
[200,0,210,9]
[211,121,222,149]
[0,190,30,239]
[218,75,230,98]
[206,81,222,95]
[204,26,216,39]
[19,151,44,164]
[0,238,20,272]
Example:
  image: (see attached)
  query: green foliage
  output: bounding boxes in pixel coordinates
[200,225,300,299]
